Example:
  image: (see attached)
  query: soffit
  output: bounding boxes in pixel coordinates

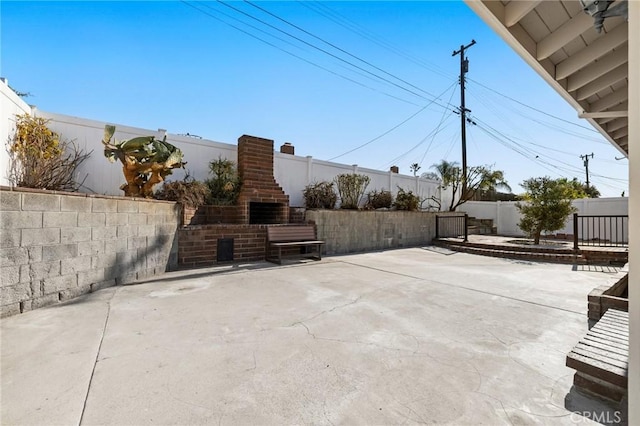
[466,0,629,155]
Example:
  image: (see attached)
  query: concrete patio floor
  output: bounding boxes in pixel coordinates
[1,247,626,425]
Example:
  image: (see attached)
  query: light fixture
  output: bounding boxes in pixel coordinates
[580,0,628,32]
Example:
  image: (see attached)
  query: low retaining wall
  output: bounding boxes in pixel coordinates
[177,223,310,267]
[588,270,629,328]
[0,187,180,317]
[178,224,268,267]
[306,210,441,255]
[177,209,446,266]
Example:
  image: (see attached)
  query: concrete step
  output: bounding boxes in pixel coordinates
[437,239,577,255]
[434,240,585,264]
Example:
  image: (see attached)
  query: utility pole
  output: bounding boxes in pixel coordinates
[580,152,594,187]
[452,39,476,196]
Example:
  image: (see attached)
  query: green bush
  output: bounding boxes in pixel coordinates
[154,177,209,208]
[303,181,337,209]
[334,173,370,209]
[205,157,241,205]
[393,187,420,211]
[366,189,393,209]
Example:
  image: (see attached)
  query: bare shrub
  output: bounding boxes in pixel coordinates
[303,181,337,209]
[9,114,90,191]
[393,187,420,211]
[154,175,210,208]
[334,173,370,209]
[365,189,393,209]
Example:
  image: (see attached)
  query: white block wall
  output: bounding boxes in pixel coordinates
[2,107,443,209]
[1,80,33,186]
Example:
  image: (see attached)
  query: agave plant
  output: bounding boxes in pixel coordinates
[102,125,185,198]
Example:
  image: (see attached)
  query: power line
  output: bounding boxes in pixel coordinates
[472,118,627,191]
[466,85,606,144]
[244,0,453,106]
[181,1,422,107]
[419,81,458,165]
[442,130,461,162]
[380,115,456,169]
[212,0,453,110]
[328,81,457,161]
[467,78,601,134]
[473,116,626,183]
[296,1,453,80]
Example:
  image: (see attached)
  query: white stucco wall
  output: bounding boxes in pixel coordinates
[0,79,33,186]
[463,198,629,239]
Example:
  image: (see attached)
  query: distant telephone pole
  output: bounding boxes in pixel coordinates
[453,39,476,195]
[580,153,594,187]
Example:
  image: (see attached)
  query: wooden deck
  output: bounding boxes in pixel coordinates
[566,309,629,402]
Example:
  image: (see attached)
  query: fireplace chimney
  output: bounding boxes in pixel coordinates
[236,135,290,224]
[280,142,295,155]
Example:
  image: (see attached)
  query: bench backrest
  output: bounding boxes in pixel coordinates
[267,225,317,243]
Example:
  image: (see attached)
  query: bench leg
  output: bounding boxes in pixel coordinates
[277,247,282,265]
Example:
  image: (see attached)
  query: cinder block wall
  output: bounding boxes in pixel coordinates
[306,210,439,255]
[0,187,180,317]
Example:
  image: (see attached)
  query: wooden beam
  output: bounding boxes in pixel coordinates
[576,63,628,100]
[607,118,628,132]
[505,1,541,27]
[589,88,628,112]
[537,12,593,60]
[464,0,621,151]
[616,136,628,148]
[556,23,628,80]
[579,110,628,118]
[612,127,629,139]
[568,46,628,91]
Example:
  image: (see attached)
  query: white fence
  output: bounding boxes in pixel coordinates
[462,198,629,239]
[1,79,32,184]
[1,79,444,208]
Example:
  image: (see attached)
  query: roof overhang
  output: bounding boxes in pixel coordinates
[465,0,629,157]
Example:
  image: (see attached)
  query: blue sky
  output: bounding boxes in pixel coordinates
[1,1,629,196]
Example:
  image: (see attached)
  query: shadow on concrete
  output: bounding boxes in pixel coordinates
[420,246,459,256]
[129,262,279,286]
[572,264,621,273]
[564,386,628,425]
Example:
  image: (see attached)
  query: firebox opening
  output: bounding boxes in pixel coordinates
[249,202,282,224]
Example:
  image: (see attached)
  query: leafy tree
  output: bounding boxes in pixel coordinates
[420,171,441,182]
[516,177,582,244]
[430,160,511,211]
[410,163,421,177]
[205,157,242,205]
[583,185,601,198]
[560,178,600,198]
[303,181,337,209]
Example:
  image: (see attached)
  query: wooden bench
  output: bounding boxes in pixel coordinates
[266,225,325,265]
[566,308,628,403]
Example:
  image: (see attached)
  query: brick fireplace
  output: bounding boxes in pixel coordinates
[236,135,289,224]
[178,134,296,267]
